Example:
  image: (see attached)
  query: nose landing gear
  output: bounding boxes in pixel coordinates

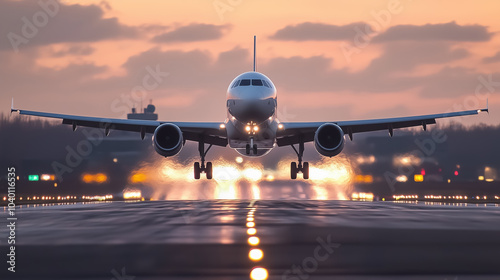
[245,137,258,155]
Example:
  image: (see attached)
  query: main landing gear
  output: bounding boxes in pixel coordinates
[194,140,213,179]
[290,140,309,180]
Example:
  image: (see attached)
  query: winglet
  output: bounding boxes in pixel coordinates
[10,98,18,114]
[477,98,489,114]
[486,98,489,114]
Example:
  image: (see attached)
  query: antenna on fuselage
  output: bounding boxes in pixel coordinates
[253,35,256,72]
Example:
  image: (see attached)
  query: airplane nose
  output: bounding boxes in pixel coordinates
[229,98,275,123]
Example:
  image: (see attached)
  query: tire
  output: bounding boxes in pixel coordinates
[246,144,250,155]
[194,162,201,180]
[206,162,213,179]
[253,144,258,155]
[302,162,309,179]
[291,162,297,180]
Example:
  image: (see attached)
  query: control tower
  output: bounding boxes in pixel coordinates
[127,101,158,120]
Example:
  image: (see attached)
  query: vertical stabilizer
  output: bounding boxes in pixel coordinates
[253,36,256,72]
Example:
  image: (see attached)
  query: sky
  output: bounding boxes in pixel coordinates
[1,0,499,126]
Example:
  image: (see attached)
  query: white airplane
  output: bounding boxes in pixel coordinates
[11,37,488,180]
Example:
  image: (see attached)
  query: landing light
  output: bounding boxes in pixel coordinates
[246,126,251,132]
[253,126,259,132]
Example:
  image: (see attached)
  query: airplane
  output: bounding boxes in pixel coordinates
[11,36,489,180]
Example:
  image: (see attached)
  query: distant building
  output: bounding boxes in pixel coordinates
[127,102,158,121]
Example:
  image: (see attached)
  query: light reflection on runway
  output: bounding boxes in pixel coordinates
[2,200,500,279]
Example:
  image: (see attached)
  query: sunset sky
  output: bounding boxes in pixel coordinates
[1,0,499,126]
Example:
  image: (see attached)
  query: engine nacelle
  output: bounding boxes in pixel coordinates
[314,123,345,157]
[153,123,183,157]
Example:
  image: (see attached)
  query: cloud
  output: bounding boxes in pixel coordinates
[261,41,473,95]
[364,42,469,73]
[0,0,138,51]
[151,23,231,43]
[373,21,492,42]
[51,45,95,57]
[482,51,500,63]
[270,22,372,41]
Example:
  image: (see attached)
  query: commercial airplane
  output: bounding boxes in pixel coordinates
[11,37,488,180]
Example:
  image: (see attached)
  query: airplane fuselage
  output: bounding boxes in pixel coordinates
[226,71,279,156]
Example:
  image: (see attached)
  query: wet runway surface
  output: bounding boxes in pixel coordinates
[2,200,500,279]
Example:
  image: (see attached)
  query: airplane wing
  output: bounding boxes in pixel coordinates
[11,107,228,147]
[276,107,488,147]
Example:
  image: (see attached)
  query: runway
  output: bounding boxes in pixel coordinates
[2,200,500,279]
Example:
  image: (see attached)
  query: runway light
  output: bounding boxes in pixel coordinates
[247,217,254,222]
[250,267,268,280]
[28,175,39,181]
[478,176,484,181]
[396,175,408,182]
[130,172,147,183]
[41,174,55,181]
[247,228,257,235]
[248,236,260,246]
[249,249,264,261]
[247,222,255,228]
[123,190,142,199]
[113,158,118,163]
[414,174,424,182]
[454,171,459,176]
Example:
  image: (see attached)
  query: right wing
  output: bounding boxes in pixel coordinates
[277,107,488,146]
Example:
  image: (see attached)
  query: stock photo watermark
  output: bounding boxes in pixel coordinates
[6,167,17,273]
[282,234,341,280]
[340,0,407,63]
[7,0,60,53]
[111,267,135,280]
[384,73,497,192]
[50,64,169,180]
[213,0,243,21]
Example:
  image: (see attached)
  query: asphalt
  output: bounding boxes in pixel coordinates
[2,200,500,279]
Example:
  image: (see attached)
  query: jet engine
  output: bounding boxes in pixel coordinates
[314,123,345,157]
[153,123,183,157]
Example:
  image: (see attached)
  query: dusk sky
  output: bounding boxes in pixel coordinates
[1,0,499,126]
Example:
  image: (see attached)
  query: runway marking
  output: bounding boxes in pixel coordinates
[248,199,257,207]
[245,203,268,279]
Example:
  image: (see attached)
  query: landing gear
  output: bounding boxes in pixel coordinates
[245,138,258,155]
[290,138,309,179]
[194,140,213,179]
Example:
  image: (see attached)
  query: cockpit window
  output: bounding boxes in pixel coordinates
[252,79,263,86]
[231,80,240,88]
[262,80,270,88]
[239,79,251,86]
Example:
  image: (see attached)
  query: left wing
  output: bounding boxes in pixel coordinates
[276,107,488,147]
[11,106,227,147]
